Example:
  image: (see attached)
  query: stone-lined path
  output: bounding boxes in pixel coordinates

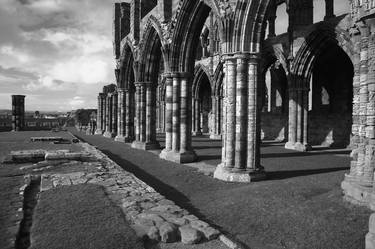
[0,131,227,249]
[72,130,372,249]
[41,142,222,245]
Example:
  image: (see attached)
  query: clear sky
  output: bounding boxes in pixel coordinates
[0,0,351,112]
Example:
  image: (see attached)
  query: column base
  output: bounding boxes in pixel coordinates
[213,164,266,183]
[284,142,311,152]
[131,141,160,151]
[209,134,222,140]
[192,131,202,136]
[366,214,375,249]
[114,136,126,142]
[159,149,197,164]
[103,131,115,138]
[86,130,94,135]
[294,142,312,152]
[285,141,296,150]
[341,174,373,208]
[95,129,103,135]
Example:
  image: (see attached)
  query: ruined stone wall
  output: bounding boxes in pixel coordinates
[261,113,287,141]
[308,113,352,147]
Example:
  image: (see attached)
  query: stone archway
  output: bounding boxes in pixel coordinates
[192,65,213,136]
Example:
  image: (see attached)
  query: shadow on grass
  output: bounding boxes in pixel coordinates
[196,154,221,162]
[266,167,350,180]
[193,146,223,150]
[262,150,350,158]
[74,133,252,249]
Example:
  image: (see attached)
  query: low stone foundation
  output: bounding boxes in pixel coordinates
[39,142,220,245]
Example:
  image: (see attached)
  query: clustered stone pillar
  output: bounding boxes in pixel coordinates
[160,100,165,133]
[342,24,375,207]
[104,94,113,138]
[160,72,196,163]
[11,95,25,132]
[95,93,105,134]
[132,82,160,150]
[124,89,135,142]
[111,92,118,136]
[115,88,126,142]
[285,76,311,152]
[192,97,202,136]
[213,54,266,182]
[209,96,222,139]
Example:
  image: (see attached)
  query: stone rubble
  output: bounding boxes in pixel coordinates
[3,150,94,164]
[40,142,221,244]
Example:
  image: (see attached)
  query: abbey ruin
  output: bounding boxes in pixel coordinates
[93,0,375,246]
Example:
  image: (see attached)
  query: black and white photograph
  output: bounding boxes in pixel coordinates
[0,0,371,249]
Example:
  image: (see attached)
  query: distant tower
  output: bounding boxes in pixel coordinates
[12,95,25,131]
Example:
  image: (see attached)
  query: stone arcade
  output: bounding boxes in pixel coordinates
[93,1,375,247]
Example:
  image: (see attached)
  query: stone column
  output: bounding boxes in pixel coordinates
[162,74,173,152]
[286,77,311,151]
[160,100,165,132]
[192,98,202,136]
[102,96,107,135]
[132,82,160,150]
[214,53,266,182]
[111,92,118,137]
[160,72,196,163]
[95,93,104,134]
[134,83,141,142]
[234,56,248,170]
[172,74,180,151]
[104,94,113,138]
[342,24,373,206]
[209,96,222,139]
[124,89,135,142]
[115,89,126,142]
[11,95,25,132]
[286,77,297,149]
[349,37,362,149]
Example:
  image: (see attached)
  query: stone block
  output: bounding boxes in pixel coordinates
[179,225,202,244]
[159,222,178,243]
[147,226,160,241]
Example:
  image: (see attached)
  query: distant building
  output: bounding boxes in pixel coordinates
[0,116,66,132]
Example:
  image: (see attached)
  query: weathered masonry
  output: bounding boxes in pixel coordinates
[11,95,25,132]
[94,1,375,246]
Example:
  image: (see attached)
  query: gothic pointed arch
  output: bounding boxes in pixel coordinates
[138,15,169,83]
[169,0,223,73]
[192,64,213,99]
[292,23,353,81]
[119,39,136,90]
